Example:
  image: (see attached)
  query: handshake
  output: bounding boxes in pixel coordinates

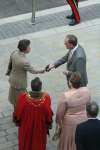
[45,64,55,72]
[45,64,69,74]
[41,64,70,76]
[34,64,55,74]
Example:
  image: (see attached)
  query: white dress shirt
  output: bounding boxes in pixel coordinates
[68,44,78,61]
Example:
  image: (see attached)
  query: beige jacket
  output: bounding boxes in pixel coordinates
[6,50,43,89]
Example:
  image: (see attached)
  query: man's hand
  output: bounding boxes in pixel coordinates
[63,70,69,76]
[45,64,54,72]
[5,70,11,76]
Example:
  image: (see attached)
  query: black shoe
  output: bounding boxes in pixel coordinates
[69,19,79,26]
[66,15,74,19]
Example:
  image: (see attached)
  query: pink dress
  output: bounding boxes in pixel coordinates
[56,87,91,150]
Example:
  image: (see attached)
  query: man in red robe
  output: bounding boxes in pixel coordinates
[66,0,80,26]
[13,77,53,150]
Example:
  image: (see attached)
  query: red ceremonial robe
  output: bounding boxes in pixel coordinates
[13,92,53,150]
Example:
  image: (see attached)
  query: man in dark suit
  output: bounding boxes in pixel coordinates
[45,34,88,87]
[75,101,100,150]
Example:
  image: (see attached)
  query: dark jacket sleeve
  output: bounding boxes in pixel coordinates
[75,125,85,150]
[53,53,69,68]
[6,50,17,76]
[6,56,12,76]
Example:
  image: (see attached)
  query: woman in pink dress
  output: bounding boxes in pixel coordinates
[55,72,91,150]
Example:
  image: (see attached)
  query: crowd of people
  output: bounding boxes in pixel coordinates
[6,34,100,150]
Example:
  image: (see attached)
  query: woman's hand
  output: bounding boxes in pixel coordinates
[52,124,61,141]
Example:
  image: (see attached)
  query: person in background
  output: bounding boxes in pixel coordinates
[66,0,80,26]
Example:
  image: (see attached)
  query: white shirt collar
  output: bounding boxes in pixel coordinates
[88,117,97,120]
[71,43,78,54]
[68,44,78,60]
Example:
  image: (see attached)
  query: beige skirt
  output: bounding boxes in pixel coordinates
[8,86,26,106]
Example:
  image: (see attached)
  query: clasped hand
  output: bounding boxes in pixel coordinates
[45,64,54,72]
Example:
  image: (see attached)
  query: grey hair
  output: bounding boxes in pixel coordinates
[66,34,78,46]
[86,101,99,118]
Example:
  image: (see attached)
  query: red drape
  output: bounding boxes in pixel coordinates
[13,92,53,150]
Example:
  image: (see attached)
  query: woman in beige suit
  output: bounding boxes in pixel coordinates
[6,39,45,108]
[54,72,91,150]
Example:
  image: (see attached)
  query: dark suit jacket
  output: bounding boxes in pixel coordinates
[53,45,88,86]
[75,119,100,150]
